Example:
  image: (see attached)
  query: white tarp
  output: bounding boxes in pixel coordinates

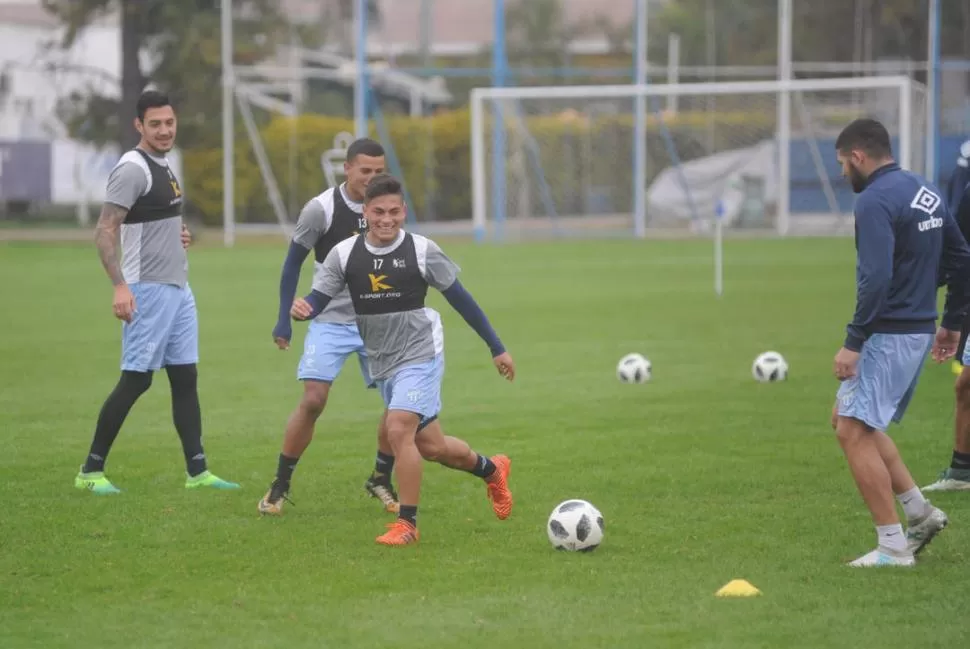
[645,139,778,227]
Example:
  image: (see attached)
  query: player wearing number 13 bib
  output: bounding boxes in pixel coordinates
[259,138,401,516]
[291,174,516,546]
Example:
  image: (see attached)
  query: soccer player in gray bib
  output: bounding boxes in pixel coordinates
[831,118,970,566]
[260,138,401,516]
[291,174,515,546]
[74,91,239,494]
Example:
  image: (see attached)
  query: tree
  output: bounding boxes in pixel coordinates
[505,0,583,70]
[322,0,381,55]
[335,0,381,24]
[42,0,284,150]
[649,0,968,75]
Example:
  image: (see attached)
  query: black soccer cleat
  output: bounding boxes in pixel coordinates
[258,478,292,516]
[364,473,399,513]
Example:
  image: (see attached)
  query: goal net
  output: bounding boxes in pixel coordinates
[470,76,926,241]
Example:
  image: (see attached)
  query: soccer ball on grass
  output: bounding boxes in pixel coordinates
[752,351,788,382]
[616,353,651,383]
[547,499,604,552]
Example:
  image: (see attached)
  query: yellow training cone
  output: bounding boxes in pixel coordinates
[715,579,761,598]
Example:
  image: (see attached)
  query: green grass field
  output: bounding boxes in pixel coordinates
[1,235,967,648]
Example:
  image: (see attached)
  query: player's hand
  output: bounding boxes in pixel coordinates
[931,327,960,363]
[290,298,313,321]
[181,223,192,249]
[112,284,136,322]
[272,319,292,350]
[833,347,859,381]
[493,352,515,382]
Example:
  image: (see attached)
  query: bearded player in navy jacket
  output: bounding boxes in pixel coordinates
[831,118,970,567]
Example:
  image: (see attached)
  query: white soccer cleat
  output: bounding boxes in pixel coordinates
[846,547,915,567]
[906,505,949,556]
[922,469,970,492]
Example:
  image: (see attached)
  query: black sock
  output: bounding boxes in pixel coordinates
[277,453,299,484]
[467,454,496,479]
[83,371,153,473]
[167,364,207,477]
[951,450,970,471]
[399,505,418,526]
[374,451,395,476]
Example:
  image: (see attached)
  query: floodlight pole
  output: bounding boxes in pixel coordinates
[221,0,235,247]
[354,0,368,138]
[490,0,508,242]
[633,0,648,239]
[927,0,940,183]
[776,0,792,236]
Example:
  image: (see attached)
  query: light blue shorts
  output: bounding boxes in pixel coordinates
[376,354,444,427]
[836,333,933,432]
[121,282,198,372]
[298,321,373,387]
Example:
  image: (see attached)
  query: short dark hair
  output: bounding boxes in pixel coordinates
[835,118,892,159]
[136,90,173,121]
[364,174,403,203]
[347,138,385,162]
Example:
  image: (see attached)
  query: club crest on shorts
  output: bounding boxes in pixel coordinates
[840,387,855,408]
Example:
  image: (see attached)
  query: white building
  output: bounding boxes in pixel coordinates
[0,0,122,139]
[0,0,179,211]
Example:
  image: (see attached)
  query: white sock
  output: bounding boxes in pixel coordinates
[896,486,929,521]
[876,523,907,552]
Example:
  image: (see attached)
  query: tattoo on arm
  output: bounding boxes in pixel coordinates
[94,203,129,286]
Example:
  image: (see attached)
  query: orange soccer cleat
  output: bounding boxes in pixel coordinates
[376,519,419,546]
[485,454,513,520]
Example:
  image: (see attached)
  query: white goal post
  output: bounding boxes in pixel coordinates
[470,75,924,243]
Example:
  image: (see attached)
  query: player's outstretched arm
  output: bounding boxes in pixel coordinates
[292,245,347,321]
[273,241,312,349]
[844,195,894,352]
[291,290,332,321]
[273,199,330,349]
[441,279,515,381]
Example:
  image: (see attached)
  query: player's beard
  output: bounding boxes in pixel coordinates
[848,163,867,194]
[151,139,174,155]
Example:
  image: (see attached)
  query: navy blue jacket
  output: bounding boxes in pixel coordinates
[846,163,970,352]
[955,181,970,249]
[946,139,970,215]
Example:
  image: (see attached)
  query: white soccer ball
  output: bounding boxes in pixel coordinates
[752,351,788,382]
[547,499,605,552]
[616,353,652,383]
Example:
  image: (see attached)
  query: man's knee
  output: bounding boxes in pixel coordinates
[300,381,331,417]
[835,415,873,447]
[415,425,446,462]
[166,363,197,393]
[385,411,419,446]
[956,368,970,405]
[120,370,153,396]
[415,436,444,462]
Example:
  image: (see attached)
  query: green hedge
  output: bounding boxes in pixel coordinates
[183,108,775,225]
